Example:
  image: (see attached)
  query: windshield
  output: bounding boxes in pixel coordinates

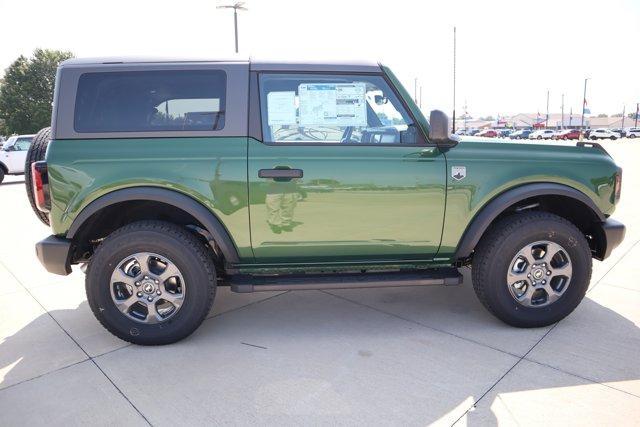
[1,136,17,150]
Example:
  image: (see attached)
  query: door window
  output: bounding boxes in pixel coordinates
[259,73,424,144]
[14,137,33,151]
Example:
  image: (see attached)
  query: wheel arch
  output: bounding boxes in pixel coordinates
[67,187,240,264]
[454,183,606,261]
[0,161,8,174]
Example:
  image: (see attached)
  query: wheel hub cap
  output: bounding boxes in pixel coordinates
[507,240,573,308]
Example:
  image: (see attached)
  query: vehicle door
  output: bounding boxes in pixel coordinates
[8,137,32,172]
[247,71,447,263]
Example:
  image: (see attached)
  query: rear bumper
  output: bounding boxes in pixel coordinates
[597,218,626,260]
[35,235,72,275]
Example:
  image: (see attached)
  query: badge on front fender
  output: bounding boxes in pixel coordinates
[452,166,466,181]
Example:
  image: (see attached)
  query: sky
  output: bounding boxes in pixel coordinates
[0,0,639,117]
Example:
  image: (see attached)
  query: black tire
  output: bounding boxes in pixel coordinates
[610,136,616,140]
[472,212,591,328]
[630,134,636,139]
[0,167,4,184]
[537,136,542,140]
[25,127,51,225]
[590,136,597,140]
[86,220,217,345]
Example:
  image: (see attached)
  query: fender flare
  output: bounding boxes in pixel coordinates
[453,183,605,260]
[66,187,240,263]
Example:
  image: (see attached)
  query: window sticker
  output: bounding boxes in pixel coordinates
[298,83,367,127]
[267,91,297,125]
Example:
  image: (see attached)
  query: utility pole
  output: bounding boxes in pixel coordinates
[561,94,564,129]
[464,100,468,132]
[452,26,457,133]
[545,90,549,128]
[569,107,573,128]
[419,86,422,109]
[636,103,639,128]
[621,105,626,131]
[217,2,248,53]
[580,78,589,138]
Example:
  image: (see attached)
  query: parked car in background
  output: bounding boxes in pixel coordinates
[553,129,581,140]
[468,128,481,136]
[476,129,498,138]
[590,128,620,140]
[0,134,35,183]
[529,129,556,140]
[509,129,533,139]
[611,128,626,138]
[497,129,512,138]
[625,127,640,138]
[584,129,592,138]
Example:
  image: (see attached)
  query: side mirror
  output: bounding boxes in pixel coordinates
[429,110,458,146]
[374,94,388,105]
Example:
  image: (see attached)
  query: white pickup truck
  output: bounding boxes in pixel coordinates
[0,134,35,184]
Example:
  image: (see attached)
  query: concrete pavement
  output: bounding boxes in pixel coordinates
[0,140,638,426]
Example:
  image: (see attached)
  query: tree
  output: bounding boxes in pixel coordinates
[0,49,73,134]
[596,113,608,118]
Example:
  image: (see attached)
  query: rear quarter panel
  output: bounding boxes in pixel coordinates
[46,137,253,261]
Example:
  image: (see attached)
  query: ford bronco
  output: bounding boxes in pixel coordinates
[28,58,625,345]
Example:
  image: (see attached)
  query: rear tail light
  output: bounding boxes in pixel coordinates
[31,161,50,212]
[614,169,622,203]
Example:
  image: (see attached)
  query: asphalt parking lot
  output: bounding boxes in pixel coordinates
[0,139,638,426]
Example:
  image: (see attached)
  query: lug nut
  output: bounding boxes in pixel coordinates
[135,281,140,286]
[542,280,546,284]
[154,279,159,284]
[147,296,153,302]
[144,276,149,280]
[137,292,143,297]
[547,271,551,275]
[156,290,161,295]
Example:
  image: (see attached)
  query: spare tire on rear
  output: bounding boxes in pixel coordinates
[25,127,51,225]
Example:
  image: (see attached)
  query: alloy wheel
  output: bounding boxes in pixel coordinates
[506,241,572,308]
[110,252,186,324]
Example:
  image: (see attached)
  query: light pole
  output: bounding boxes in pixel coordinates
[580,78,590,138]
[217,2,248,54]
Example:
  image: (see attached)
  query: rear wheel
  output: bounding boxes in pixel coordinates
[610,136,616,140]
[24,127,51,225]
[630,134,636,139]
[0,168,4,184]
[472,212,591,328]
[590,136,597,140]
[86,221,217,345]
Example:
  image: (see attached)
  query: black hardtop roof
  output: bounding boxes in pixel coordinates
[60,57,382,73]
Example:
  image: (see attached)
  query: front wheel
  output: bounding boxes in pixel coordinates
[630,134,636,139]
[472,212,591,328]
[86,221,217,345]
[0,168,4,184]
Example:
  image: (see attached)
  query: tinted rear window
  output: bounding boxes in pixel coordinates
[74,70,226,133]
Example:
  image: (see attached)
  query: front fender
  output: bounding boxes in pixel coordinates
[452,182,605,260]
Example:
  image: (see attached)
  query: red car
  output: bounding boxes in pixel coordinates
[554,129,580,140]
[476,129,498,137]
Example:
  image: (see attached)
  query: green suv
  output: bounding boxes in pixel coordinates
[28,58,625,345]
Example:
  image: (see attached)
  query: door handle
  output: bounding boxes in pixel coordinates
[258,168,303,180]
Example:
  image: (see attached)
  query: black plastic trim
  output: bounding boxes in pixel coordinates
[229,267,462,293]
[454,183,606,260]
[36,235,72,275]
[66,187,240,263]
[598,218,626,260]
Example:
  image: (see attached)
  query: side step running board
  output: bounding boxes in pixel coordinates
[228,268,462,293]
